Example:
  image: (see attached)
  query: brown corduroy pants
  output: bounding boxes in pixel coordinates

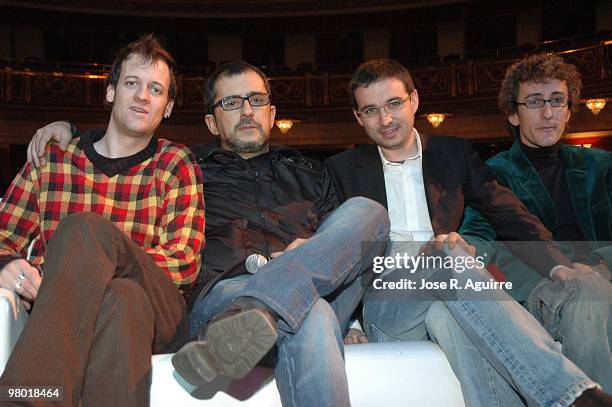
[0,212,188,407]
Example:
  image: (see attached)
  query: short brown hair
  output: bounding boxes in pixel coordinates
[106,34,177,100]
[349,58,415,110]
[499,53,582,138]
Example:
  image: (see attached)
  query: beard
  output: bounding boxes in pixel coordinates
[225,119,270,154]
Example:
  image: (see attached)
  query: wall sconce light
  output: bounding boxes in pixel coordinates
[275,119,294,134]
[585,98,606,116]
[426,113,445,128]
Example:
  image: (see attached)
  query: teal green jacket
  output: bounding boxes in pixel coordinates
[460,141,612,302]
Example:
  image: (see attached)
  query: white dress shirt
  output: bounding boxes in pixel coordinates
[378,129,434,257]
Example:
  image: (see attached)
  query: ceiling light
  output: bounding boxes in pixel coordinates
[275,119,294,134]
[426,113,445,128]
[585,98,606,115]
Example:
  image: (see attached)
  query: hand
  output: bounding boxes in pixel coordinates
[0,259,42,307]
[270,237,309,259]
[550,263,597,282]
[573,262,597,273]
[27,121,73,167]
[420,232,476,257]
[344,328,369,345]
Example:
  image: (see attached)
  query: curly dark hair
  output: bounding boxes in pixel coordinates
[349,58,415,110]
[204,61,271,115]
[106,34,177,101]
[499,53,582,138]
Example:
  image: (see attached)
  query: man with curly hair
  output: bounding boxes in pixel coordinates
[461,53,612,390]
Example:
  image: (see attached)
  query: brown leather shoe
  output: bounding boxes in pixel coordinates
[573,388,612,407]
[172,297,278,386]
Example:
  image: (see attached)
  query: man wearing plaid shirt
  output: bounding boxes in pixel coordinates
[0,35,205,406]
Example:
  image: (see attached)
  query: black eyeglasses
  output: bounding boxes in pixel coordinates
[514,96,568,109]
[213,93,271,111]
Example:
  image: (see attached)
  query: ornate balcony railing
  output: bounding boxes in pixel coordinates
[2,41,610,117]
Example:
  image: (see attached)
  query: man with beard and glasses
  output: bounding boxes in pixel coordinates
[26,61,389,406]
[460,53,612,391]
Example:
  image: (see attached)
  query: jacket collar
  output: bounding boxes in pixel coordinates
[192,142,303,163]
[507,141,593,238]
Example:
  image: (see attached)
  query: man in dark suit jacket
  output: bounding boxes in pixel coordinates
[328,133,564,266]
[325,58,610,407]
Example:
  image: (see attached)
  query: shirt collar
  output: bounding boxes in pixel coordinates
[378,128,422,168]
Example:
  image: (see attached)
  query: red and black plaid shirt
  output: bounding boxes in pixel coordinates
[0,133,205,291]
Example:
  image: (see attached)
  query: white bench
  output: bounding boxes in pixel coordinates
[1,283,465,406]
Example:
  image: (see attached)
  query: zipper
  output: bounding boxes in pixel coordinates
[196,161,274,301]
[253,169,271,257]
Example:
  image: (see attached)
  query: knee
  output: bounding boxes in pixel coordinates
[344,197,390,238]
[47,213,123,265]
[573,273,611,301]
[526,276,609,343]
[58,212,106,229]
[54,212,112,238]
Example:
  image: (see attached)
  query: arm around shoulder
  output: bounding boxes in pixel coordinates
[28,121,76,167]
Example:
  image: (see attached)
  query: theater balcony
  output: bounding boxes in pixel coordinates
[1,1,612,194]
[2,39,611,147]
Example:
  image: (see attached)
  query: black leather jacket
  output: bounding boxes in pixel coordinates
[188,143,338,308]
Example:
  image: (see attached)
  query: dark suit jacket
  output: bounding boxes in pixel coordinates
[324,134,572,276]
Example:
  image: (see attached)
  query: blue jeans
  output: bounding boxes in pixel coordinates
[189,197,390,406]
[526,273,612,391]
[364,243,598,407]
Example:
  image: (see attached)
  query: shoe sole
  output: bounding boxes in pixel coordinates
[172,309,278,386]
